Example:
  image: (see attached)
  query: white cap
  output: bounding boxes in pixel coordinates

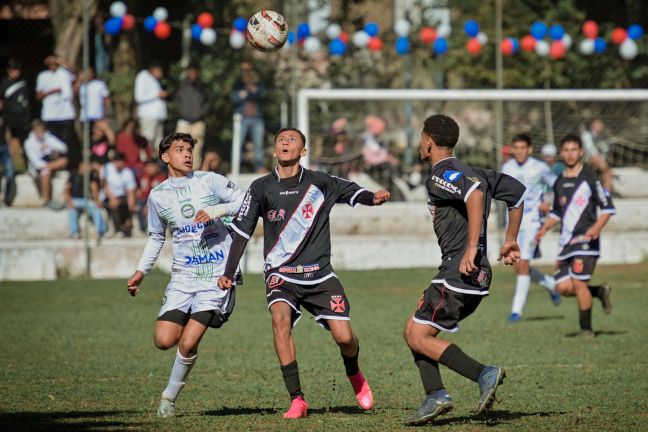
[541,143,557,157]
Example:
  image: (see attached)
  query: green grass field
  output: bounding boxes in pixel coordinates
[1,263,647,431]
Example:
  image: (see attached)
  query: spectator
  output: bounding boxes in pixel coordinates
[0,110,15,206]
[90,121,115,172]
[102,152,136,238]
[581,118,612,190]
[541,143,565,176]
[24,119,68,208]
[135,158,166,232]
[201,149,225,175]
[0,58,31,170]
[35,55,80,169]
[64,161,107,240]
[361,115,399,186]
[115,119,151,176]
[174,61,213,169]
[76,67,111,127]
[134,62,167,151]
[231,61,266,172]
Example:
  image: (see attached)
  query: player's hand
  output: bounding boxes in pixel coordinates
[539,202,551,214]
[127,270,144,297]
[498,240,521,265]
[584,226,601,240]
[373,190,391,205]
[218,275,233,290]
[194,209,211,223]
[535,227,547,243]
[459,246,478,275]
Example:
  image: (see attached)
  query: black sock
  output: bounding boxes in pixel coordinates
[280,361,304,400]
[588,285,603,299]
[579,308,593,331]
[412,351,444,394]
[438,344,485,382]
[342,345,360,376]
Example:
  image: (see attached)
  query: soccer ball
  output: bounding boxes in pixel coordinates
[246,10,288,52]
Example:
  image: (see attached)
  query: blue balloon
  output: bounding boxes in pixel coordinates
[287,31,296,45]
[434,38,448,55]
[594,37,607,53]
[329,38,347,56]
[143,16,157,33]
[463,19,479,37]
[395,36,409,55]
[530,21,547,40]
[233,17,247,32]
[104,17,123,36]
[549,24,565,41]
[297,22,310,40]
[628,24,644,40]
[191,23,203,40]
[364,22,379,37]
[509,37,520,54]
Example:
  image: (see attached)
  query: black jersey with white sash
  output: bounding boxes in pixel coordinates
[231,166,366,284]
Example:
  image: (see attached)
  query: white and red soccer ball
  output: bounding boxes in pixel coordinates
[246,10,288,52]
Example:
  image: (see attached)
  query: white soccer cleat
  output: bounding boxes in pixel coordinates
[157,397,176,418]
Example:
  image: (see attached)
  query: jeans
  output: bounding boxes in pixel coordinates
[68,198,107,236]
[240,117,265,170]
[0,145,15,206]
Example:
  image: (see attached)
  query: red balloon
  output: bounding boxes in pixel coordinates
[550,40,565,59]
[521,34,536,52]
[197,12,214,29]
[466,38,481,55]
[154,21,171,39]
[339,31,349,44]
[367,37,384,52]
[501,38,514,56]
[582,20,598,38]
[121,14,135,31]
[611,27,627,45]
[419,27,437,45]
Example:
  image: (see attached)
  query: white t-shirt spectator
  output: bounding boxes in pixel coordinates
[36,67,76,121]
[134,70,167,120]
[102,162,137,198]
[24,130,68,172]
[80,79,109,121]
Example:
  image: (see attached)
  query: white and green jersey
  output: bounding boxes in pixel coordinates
[136,171,244,289]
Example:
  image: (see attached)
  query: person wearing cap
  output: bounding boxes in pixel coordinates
[541,143,565,176]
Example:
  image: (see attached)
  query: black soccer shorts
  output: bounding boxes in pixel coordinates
[554,255,598,284]
[413,281,484,333]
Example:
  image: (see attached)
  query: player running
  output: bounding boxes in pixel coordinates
[501,134,560,323]
[536,134,614,338]
[402,114,526,425]
[216,127,390,419]
[126,133,244,417]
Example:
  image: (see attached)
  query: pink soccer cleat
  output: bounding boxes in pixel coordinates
[283,396,308,419]
[348,371,374,410]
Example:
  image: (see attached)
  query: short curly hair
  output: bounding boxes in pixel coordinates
[422,114,460,149]
[159,132,196,160]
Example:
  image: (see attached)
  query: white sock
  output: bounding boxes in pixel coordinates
[511,275,531,315]
[530,267,556,293]
[162,350,197,401]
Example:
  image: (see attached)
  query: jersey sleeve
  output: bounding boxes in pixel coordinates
[490,171,527,209]
[329,175,366,207]
[210,173,244,213]
[136,196,166,274]
[428,167,483,203]
[591,177,616,215]
[230,181,262,240]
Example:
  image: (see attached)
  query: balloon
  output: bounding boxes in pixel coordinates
[153,7,168,22]
[364,22,379,37]
[104,17,123,36]
[521,35,536,52]
[233,17,247,32]
[329,38,347,56]
[549,24,565,40]
[143,16,157,33]
[229,30,246,49]
[287,31,296,45]
[579,38,594,55]
[419,27,437,44]
[352,30,370,48]
[466,38,481,55]
[611,27,628,45]
[561,33,573,49]
[437,24,451,38]
[368,37,384,52]
[154,21,171,39]
[509,37,520,54]
[297,22,310,40]
[476,32,488,45]
[109,2,127,18]
[122,14,135,31]
[464,19,479,37]
[535,40,550,56]
[501,38,514,56]
[395,36,409,55]
[582,20,598,38]
[550,40,565,59]
[197,12,214,29]
[531,21,547,40]
[339,31,349,44]
[594,37,607,53]
[191,24,203,40]
[303,36,322,53]
[627,24,644,40]
[326,23,342,40]
[619,38,638,60]
[394,19,411,37]
[200,27,216,45]
[433,38,448,55]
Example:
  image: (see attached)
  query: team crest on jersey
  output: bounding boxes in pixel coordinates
[267,209,286,222]
[301,202,314,219]
[181,203,195,218]
[442,170,463,183]
[573,259,584,274]
[267,275,284,288]
[330,295,346,313]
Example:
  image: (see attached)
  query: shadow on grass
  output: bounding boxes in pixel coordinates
[203,406,278,416]
[429,409,564,427]
[0,410,141,432]
[565,329,627,338]
[309,405,364,415]
[524,315,565,321]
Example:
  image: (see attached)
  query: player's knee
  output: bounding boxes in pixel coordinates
[271,312,292,334]
[178,340,198,357]
[556,281,573,295]
[154,336,177,351]
[333,330,355,348]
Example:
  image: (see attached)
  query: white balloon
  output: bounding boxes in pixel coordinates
[229,31,246,49]
[109,1,127,18]
[303,36,322,53]
[437,24,451,38]
[535,40,550,56]
[620,38,638,60]
[325,23,342,40]
[561,33,573,49]
[476,32,488,45]
[153,7,168,22]
[200,28,217,46]
[352,30,370,48]
[394,19,411,37]
[579,38,594,55]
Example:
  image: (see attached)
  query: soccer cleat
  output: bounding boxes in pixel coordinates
[283,396,308,419]
[550,291,561,306]
[600,283,612,314]
[506,313,521,323]
[348,371,374,410]
[476,366,506,414]
[404,389,454,426]
[157,397,176,418]
[577,329,595,338]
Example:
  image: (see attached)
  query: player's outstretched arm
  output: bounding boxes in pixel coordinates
[536,216,559,242]
[218,233,249,290]
[584,213,612,240]
[127,270,144,297]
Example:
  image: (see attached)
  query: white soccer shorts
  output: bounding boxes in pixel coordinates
[158,279,232,318]
[517,224,541,261]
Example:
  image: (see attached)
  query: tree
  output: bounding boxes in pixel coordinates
[48,0,98,64]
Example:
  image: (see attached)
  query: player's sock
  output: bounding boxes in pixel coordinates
[579,308,593,331]
[588,284,604,299]
[281,360,304,400]
[162,350,197,401]
[412,351,444,394]
[438,344,485,382]
[341,345,360,377]
[530,267,557,293]
[511,275,531,315]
